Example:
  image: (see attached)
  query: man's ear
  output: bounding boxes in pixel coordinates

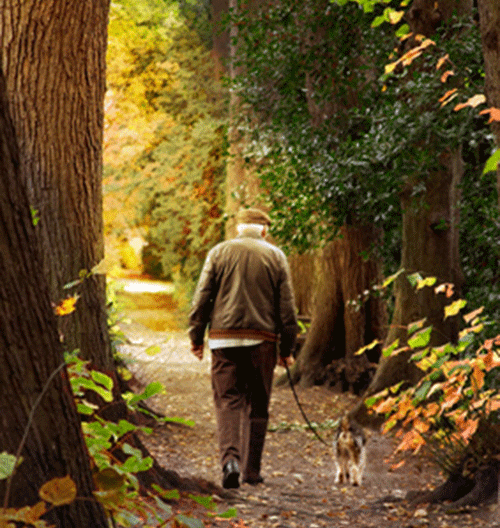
[262,226,268,237]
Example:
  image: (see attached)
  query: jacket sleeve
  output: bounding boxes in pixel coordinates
[277,255,299,357]
[188,248,218,346]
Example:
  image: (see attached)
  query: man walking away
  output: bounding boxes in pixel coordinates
[189,208,298,489]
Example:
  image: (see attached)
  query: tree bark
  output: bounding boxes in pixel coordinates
[0,70,108,526]
[0,0,111,366]
[352,0,471,424]
[286,226,387,393]
[477,0,500,208]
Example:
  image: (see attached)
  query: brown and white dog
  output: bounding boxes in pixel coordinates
[333,415,366,486]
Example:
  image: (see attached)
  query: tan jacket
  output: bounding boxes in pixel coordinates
[188,232,298,357]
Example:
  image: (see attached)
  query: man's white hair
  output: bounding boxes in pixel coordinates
[237,223,267,235]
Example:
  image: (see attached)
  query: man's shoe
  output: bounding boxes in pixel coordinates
[222,460,240,489]
[242,475,264,485]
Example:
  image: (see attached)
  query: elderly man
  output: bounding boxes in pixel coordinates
[189,208,298,489]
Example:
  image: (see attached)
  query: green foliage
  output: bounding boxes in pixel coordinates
[228,2,499,332]
[105,0,227,281]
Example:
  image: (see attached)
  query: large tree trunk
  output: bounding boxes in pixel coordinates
[0,71,108,526]
[286,226,387,393]
[352,0,471,423]
[477,0,500,207]
[0,0,224,500]
[0,0,111,366]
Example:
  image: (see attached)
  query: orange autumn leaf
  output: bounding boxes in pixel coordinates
[442,384,462,410]
[390,459,406,471]
[436,54,449,70]
[440,70,454,83]
[439,88,458,107]
[372,396,397,415]
[459,418,479,442]
[435,282,454,298]
[471,364,485,393]
[483,350,500,371]
[396,429,425,453]
[463,306,485,324]
[487,399,500,413]
[479,107,500,123]
[54,296,79,316]
[394,396,413,420]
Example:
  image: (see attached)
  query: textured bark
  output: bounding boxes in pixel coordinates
[0,70,107,525]
[288,252,315,318]
[0,0,111,366]
[211,0,229,79]
[477,0,500,208]
[353,0,471,424]
[285,226,387,393]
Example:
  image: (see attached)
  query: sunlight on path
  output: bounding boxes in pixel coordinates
[112,278,175,294]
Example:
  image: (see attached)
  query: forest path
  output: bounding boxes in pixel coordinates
[115,282,495,528]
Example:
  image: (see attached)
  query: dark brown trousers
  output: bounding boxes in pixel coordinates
[211,341,277,481]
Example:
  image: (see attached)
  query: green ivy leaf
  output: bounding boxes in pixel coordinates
[413,380,432,403]
[0,452,17,480]
[407,272,423,288]
[175,514,205,528]
[127,381,163,404]
[207,507,238,519]
[90,370,114,391]
[189,494,217,511]
[408,327,432,349]
[483,149,500,175]
[382,339,400,357]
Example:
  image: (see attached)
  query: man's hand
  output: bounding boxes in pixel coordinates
[191,342,204,361]
[277,355,294,368]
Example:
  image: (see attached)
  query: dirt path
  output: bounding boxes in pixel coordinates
[118,318,498,527]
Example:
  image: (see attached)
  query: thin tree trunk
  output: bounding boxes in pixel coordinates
[0,70,108,526]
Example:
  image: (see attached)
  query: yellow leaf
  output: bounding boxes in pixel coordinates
[385,62,397,75]
[388,10,405,24]
[355,339,381,356]
[444,299,467,319]
[54,296,79,316]
[39,476,77,506]
[416,276,436,290]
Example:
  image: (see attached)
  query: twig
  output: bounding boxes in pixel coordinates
[3,361,66,508]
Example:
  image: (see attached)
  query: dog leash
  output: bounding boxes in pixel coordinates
[284,362,329,446]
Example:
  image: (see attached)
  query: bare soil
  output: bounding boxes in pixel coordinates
[118,316,500,528]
